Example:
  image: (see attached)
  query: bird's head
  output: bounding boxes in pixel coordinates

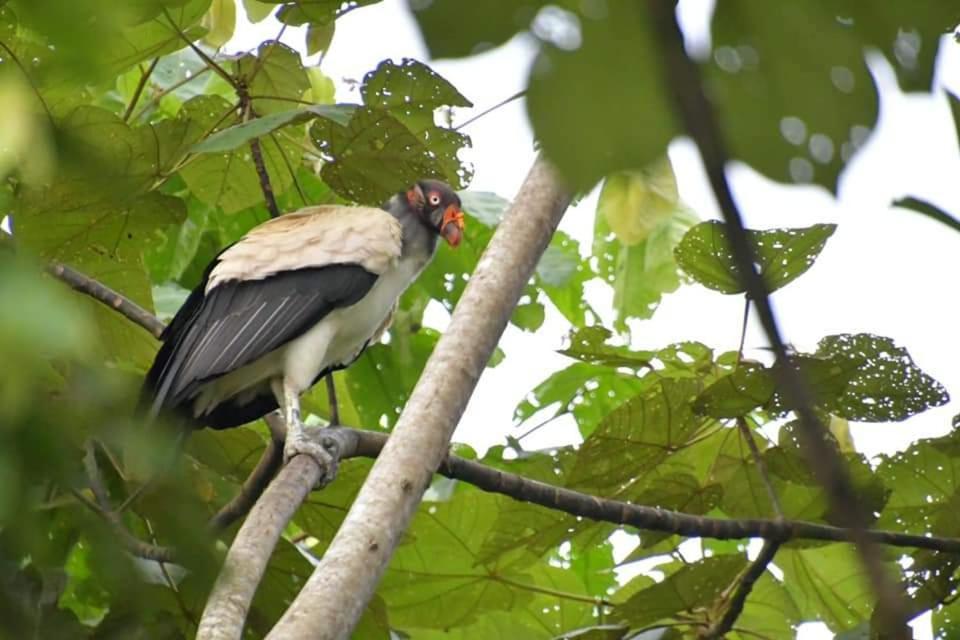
[405,179,464,248]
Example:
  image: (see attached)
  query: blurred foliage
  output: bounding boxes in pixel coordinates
[0,1,957,639]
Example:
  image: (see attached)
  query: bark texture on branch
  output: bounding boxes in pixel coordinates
[266,155,572,640]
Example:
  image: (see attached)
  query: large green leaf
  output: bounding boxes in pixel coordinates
[235,41,311,115]
[381,489,595,631]
[179,94,299,213]
[675,221,836,295]
[779,544,884,632]
[310,107,449,204]
[361,58,472,127]
[615,555,748,628]
[567,379,709,494]
[526,3,677,190]
[707,1,878,191]
[695,363,775,419]
[407,0,544,58]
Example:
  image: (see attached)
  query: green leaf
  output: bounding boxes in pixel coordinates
[675,221,836,295]
[559,326,654,369]
[779,544,883,632]
[242,0,274,22]
[201,0,236,48]
[380,490,530,628]
[179,94,299,213]
[814,333,949,422]
[408,0,544,58]
[597,158,679,246]
[736,574,801,638]
[191,104,354,153]
[527,3,677,190]
[615,555,748,628]
[459,190,510,226]
[306,19,335,56]
[361,58,472,117]
[708,0,879,191]
[537,231,593,325]
[876,431,960,535]
[567,379,709,494]
[594,166,698,327]
[514,362,647,439]
[695,363,775,419]
[311,106,464,204]
[274,0,381,26]
[235,41,311,115]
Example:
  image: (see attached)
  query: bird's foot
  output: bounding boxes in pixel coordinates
[284,427,340,489]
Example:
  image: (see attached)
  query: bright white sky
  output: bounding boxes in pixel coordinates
[232,3,960,637]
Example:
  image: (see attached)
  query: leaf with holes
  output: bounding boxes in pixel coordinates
[814,333,949,422]
[675,221,836,294]
[362,58,471,124]
[310,107,450,204]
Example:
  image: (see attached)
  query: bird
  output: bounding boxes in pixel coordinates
[141,179,464,482]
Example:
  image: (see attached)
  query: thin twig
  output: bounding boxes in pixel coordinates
[702,541,782,639]
[47,261,165,338]
[238,88,280,218]
[455,90,527,131]
[123,58,160,121]
[736,418,782,518]
[736,298,750,363]
[132,66,211,121]
[645,4,909,632]
[163,8,237,88]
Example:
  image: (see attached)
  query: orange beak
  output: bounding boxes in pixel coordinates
[440,204,464,247]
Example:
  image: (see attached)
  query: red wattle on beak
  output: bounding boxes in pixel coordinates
[441,205,464,247]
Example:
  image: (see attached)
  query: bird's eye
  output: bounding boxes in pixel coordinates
[428,192,441,206]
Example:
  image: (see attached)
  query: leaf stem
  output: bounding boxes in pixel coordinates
[454,90,527,131]
[123,58,160,121]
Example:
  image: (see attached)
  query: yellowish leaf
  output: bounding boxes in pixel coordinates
[597,156,679,246]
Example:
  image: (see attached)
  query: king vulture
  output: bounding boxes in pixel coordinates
[142,179,464,479]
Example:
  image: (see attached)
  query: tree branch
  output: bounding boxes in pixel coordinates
[197,428,360,640]
[237,87,280,219]
[702,540,781,639]
[47,261,165,339]
[266,155,573,640]
[646,3,909,632]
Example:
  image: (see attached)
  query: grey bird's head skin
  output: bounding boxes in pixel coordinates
[385,179,465,260]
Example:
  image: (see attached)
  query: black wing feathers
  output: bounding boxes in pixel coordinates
[143,264,377,422]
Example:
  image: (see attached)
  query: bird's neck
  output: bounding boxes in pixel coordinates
[384,195,439,262]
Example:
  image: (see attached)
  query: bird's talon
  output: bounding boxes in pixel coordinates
[283,432,339,489]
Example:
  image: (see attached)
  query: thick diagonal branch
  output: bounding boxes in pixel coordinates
[266,155,572,640]
[646,3,908,632]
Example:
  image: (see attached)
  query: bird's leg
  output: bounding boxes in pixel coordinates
[324,373,340,426]
[272,379,339,488]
